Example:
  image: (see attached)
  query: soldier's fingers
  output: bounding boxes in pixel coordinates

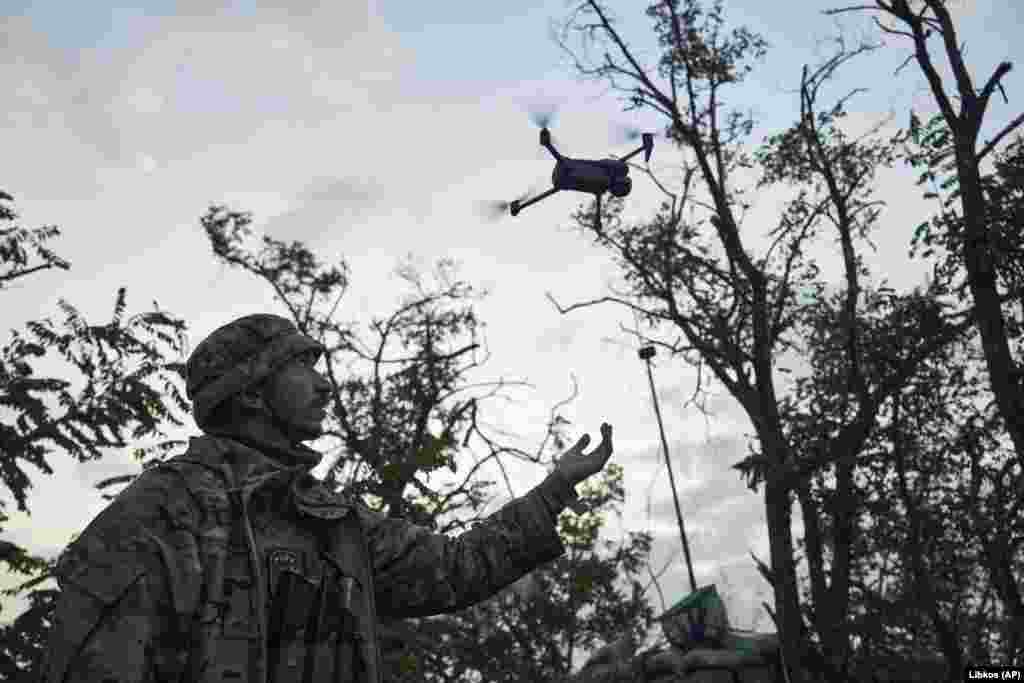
[573,434,591,452]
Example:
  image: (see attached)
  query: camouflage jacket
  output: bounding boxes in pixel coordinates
[40,433,579,683]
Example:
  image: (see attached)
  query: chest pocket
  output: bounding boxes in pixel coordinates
[221,546,259,640]
[265,544,366,681]
[266,548,317,642]
[266,548,364,639]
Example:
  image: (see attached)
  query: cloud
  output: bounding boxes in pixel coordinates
[2,2,415,192]
[584,444,771,624]
[535,316,587,354]
[260,176,384,244]
[626,432,749,469]
[0,16,125,195]
[299,177,377,204]
[637,434,761,553]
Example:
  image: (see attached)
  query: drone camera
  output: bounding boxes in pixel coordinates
[510,200,522,217]
[638,345,656,361]
[610,177,632,198]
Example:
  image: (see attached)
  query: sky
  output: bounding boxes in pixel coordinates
[1,0,1021,657]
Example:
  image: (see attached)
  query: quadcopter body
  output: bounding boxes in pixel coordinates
[550,156,631,200]
[507,127,653,223]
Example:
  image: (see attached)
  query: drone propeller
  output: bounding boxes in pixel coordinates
[610,123,658,163]
[611,123,649,145]
[528,107,558,130]
[473,198,518,222]
[526,105,565,159]
[473,180,547,222]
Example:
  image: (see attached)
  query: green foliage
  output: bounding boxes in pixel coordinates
[644,0,769,88]
[2,290,191,504]
[903,111,963,265]
[863,0,1024,657]
[0,191,192,675]
[796,313,1012,666]
[0,521,48,580]
[0,586,59,682]
[0,192,191,505]
[0,192,70,288]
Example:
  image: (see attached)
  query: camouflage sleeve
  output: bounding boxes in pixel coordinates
[361,470,579,619]
[40,468,200,683]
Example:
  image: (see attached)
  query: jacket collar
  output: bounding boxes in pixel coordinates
[177,432,354,517]
[183,431,320,482]
[211,431,322,468]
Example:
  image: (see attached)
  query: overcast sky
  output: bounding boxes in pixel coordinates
[2,0,1020,648]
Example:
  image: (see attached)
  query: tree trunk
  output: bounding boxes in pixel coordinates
[954,137,1024,657]
[763,433,805,683]
[956,140,1024,459]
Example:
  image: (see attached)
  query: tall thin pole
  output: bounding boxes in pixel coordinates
[639,345,697,594]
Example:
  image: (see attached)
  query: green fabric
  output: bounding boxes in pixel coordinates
[662,584,724,617]
[722,630,780,657]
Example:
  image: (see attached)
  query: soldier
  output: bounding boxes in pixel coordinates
[40,313,615,683]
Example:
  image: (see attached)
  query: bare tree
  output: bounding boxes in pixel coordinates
[547,2,972,680]
[824,0,1024,659]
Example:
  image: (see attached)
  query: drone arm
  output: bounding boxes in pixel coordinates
[511,187,559,216]
[618,145,646,163]
[540,128,562,161]
[617,133,654,164]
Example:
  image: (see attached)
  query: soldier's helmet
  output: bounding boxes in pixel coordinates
[185,314,325,429]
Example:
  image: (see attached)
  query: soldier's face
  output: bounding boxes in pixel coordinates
[261,349,333,442]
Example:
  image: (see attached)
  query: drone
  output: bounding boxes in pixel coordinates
[479,112,654,230]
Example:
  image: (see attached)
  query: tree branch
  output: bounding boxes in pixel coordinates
[0,262,67,284]
[978,61,1013,111]
[977,111,1024,163]
[546,290,671,323]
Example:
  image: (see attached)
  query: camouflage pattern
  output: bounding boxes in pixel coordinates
[41,431,580,683]
[185,314,325,429]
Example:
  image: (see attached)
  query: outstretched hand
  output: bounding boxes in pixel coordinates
[554,423,614,487]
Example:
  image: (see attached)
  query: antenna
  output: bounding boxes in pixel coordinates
[638,344,697,594]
